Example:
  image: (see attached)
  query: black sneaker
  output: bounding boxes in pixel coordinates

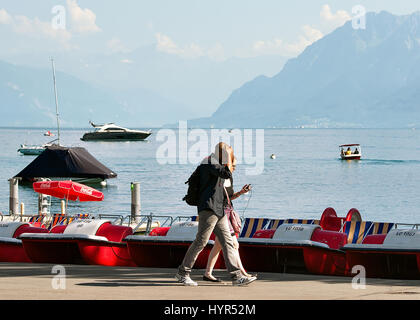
[203,275,222,282]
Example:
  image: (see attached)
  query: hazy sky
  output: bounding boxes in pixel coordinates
[2,0,420,63]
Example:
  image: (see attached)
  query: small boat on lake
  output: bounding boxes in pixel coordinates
[18,58,63,156]
[18,141,57,156]
[340,144,361,160]
[81,122,152,141]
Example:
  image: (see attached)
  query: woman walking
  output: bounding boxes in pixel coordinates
[175,142,257,286]
[203,153,254,282]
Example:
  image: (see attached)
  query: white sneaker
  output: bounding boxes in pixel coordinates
[175,272,198,286]
[232,276,257,286]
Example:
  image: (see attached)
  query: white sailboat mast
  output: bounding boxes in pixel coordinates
[51,57,60,145]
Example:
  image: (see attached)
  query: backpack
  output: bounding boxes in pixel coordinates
[182,165,201,206]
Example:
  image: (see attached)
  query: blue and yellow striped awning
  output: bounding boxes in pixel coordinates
[239,218,270,238]
[344,221,395,244]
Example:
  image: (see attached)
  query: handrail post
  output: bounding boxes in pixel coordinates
[146,214,152,234]
[131,182,141,224]
[8,177,19,216]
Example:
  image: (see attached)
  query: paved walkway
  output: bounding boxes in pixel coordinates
[0,263,420,300]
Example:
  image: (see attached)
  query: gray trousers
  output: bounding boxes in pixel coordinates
[178,209,242,280]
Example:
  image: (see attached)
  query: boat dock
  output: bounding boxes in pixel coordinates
[1,263,419,300]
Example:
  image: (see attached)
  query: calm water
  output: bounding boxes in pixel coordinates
[1,127,419,224]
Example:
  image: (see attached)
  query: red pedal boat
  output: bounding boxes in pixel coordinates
[20,219,135,266]
[124,208,360,275]
[20,180,135,266]
[342,227,420,279]
[236,208,360,276]
[0,222,48,262]
[238,223,348,276]
[125,221,224,269]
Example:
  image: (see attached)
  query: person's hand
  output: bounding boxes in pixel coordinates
[240,184,252,194]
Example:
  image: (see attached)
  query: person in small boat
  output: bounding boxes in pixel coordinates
[203,154,254,282]
[175,142,257,286]
[353,148,359,154]
[345,147,352,155]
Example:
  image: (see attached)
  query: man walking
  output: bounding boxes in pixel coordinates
[175,142,257,286]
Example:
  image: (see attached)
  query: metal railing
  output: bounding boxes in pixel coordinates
[98,214,125,225]
[0,211,200,235]
[132,214,175,234]
[392,223,420,230]
[172,215,196,223]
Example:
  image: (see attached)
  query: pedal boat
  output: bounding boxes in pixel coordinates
[236,208,367,276]
[342,227,420,279]
[238,224,347,276]
[125,208,359,275]
[0,222,48,262]
[340,144,361,160]
[20,219,135,266]
[124,221,221,269]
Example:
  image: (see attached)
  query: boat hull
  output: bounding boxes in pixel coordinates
[20,237,135,266]
[81,131,151,141]
[238,242,346,276]
[18,148,45,156]
[0,239,31,263]
[125,238,222,269]
[78,240,136,267]
[21,221,135,267]
[21,238,86,264]
[340,155,361,160]
[344,248,420,279]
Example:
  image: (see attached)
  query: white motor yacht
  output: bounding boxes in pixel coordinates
[81,122,152,141]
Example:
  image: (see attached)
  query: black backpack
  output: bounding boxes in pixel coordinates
[182,165,201,206]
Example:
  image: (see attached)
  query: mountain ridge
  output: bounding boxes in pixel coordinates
[189,11,420,128]
[0,59,194,127]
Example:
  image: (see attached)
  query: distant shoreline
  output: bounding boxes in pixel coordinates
[0,126,416,130]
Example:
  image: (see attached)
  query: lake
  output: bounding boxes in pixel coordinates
[1,127,419,224]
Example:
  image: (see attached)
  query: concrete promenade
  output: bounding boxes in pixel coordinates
[0,263,420,300]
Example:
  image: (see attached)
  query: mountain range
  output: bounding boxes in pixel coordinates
[191,11,420,128]
[0,47,286,128]
[3,11,420,129]
[0,59,194,128]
